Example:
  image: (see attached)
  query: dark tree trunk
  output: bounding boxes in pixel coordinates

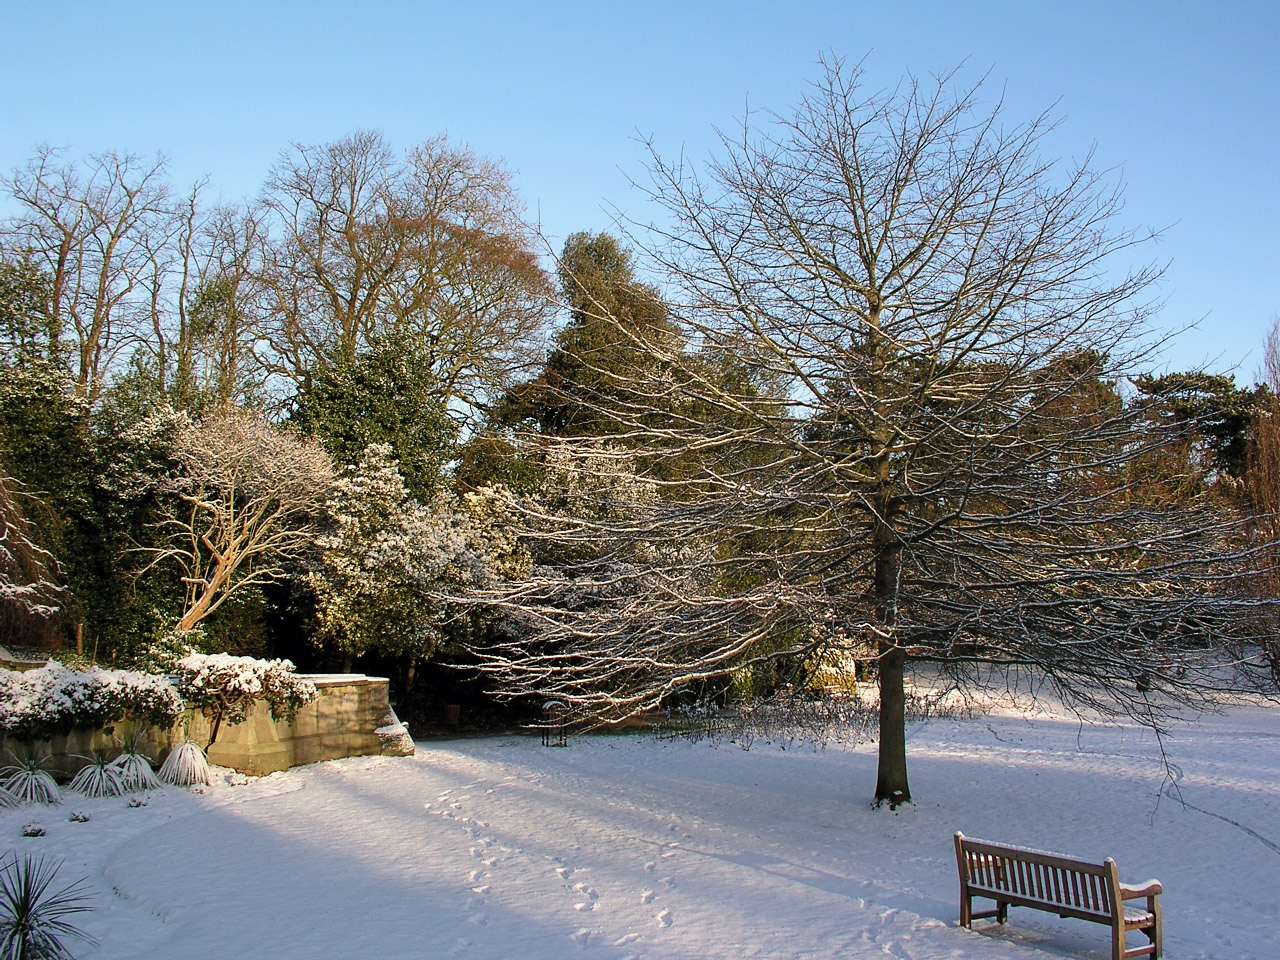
[870,449,910,807]
[206,709,224,750]
[399,657,418,706]
[874,644,910,807]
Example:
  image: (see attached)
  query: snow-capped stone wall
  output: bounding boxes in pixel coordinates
[191,673,414,774]
[0,673,413,777]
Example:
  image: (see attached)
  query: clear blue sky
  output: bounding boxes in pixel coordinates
[2,1,1276,378]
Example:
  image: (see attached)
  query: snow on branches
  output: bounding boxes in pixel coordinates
[0,662,183,740]
[0,470,65,621]
[174,652,316,747]
[147,408,333,635]
[308,444,526,662]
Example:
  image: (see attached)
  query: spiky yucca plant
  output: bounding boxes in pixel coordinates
[112,753,159,793]
[67,753,124,799]
[0,748,60,806]
[110,730,160,792]
[157,741,209,787]
[0,854,95,960]
[0,785,18,810]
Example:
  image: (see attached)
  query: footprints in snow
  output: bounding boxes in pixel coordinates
[427,787,512,940]
[550,859,601,917]
[434,784,684,950]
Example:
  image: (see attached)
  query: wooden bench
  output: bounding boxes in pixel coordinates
[954,833,1162,960]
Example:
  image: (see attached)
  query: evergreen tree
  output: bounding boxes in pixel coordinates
[308,444,514,680]
[496,232,680,439]
[292,333,458,501]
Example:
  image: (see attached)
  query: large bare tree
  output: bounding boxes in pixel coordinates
[2,147,174,403]
[137,186,267,411]
[475,60,1276,805]
[258,132,554,423]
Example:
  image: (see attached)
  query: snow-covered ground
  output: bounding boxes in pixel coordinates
[3,697,1278,959]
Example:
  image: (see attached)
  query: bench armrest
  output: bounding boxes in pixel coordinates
[1119,879,1162,898]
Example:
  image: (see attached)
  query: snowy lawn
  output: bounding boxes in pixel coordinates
[4,699,1278,960]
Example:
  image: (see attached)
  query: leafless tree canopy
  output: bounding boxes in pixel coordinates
[473,60,1276,803]
[258,132,555,421]
[1,134,554,423]
[3,148,174,403]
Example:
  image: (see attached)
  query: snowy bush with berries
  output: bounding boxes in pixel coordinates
[0,662,183,741]
[174,653,316,746]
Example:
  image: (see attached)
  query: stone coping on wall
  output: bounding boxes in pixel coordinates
[300,673,395,688]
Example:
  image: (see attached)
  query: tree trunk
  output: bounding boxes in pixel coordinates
[403,657,418,700]
[874,643,910,807]
[206,709,223,751]
[176,562,231,634]
[870,432,910,806]
[342,651,354,674]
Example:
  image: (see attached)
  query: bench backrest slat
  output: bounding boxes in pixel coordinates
[957,835,1117,917]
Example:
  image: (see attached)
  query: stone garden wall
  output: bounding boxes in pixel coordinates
[1,673,414,778]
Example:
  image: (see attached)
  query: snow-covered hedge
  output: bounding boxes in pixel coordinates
[0,662,184,740]
[174,653,316,743]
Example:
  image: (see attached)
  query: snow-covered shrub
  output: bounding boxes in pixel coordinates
[135,626,199,674]
[0,853,96,958]
[19,822,44,838]
[1,748,59,805]
[157,741,209,787]
[67,753,124,799]
[0,670,36,737]
[0,662,183,741]
[97,669,185,728]
[308,444,518,667]
[174,652,316,746]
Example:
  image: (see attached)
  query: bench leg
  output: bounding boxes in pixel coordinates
[1111,921,1125,960]
[958,890,971,928]
[1150,897,1162,958]
[996,900,1008,924]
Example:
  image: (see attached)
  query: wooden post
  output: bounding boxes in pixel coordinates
[954,832,972,928]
